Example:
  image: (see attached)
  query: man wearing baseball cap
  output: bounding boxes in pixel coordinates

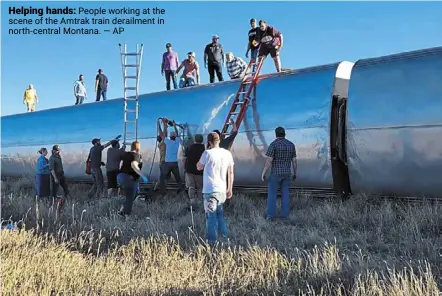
[49,144,69,206]
[175,51,200,88]
[204,35,225,83]
[87,135,121,198]
[161,43,180,91]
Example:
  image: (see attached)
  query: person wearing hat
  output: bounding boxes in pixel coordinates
[245,18,259,72]
[87,135,120,198]
[106,139,126,197]
[35,147,50,198]
[161,43,180,91]
[175,52,200,88]
[204,35,225,83]
[49,145,69,206]
[95,69,108,101]
[252,20,284,73]
[23,84,38,112]
[225,52,248,80]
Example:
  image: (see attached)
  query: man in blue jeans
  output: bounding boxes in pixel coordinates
[117,141,148,217]
[197,132,234,246]
[261,126,297,220]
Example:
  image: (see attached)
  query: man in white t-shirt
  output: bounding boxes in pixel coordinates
[197,132,234,246]
[159,118,185,195]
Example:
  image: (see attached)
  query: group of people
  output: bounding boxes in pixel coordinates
[22,19,283,113]
[161,19,284,91]
[34,117,297,246]
[23,69,108,112]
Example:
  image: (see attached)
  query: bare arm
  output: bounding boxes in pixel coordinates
[176,61,183,75]
[292,157,297,176]
[130,161,145,178]
[163,119,168,138]
[95,77,99,91]
[158,120,165,139]
[262,157,272,176]
[195,63,200,84]
[227,165,234,192]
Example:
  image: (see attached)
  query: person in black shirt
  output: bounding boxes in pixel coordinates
[87,135,120,199]
[183,134,205,208]
[204,35,225,83]
[253,20,284,73]
[117,141,148,217]
[212,119,238,150]
[95,69,108,102]
[246,18,259,72]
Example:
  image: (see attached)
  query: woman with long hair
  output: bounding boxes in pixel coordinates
[117,141,148,217]
[36,148,50,198]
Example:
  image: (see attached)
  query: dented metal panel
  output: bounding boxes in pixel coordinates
[1,63,339,189]
[346,47,442,197]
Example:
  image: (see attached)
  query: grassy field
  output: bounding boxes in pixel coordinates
[1,177,441,295]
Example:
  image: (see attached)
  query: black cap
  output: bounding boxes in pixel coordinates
[52,145,61,151]
[98,69,102,73]
[92,138,101,145]
[250,18,256,23]
[166,43,171,48]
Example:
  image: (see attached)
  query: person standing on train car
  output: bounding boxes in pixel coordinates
[226,52,248,80]
[23,84,38,112]
[49,145,70,206]
[261,126,297,221]
[175,52,200,88]
[253,20,283,73]
[183,134,205,208]
[197,132,234,246]
[204,35,225,83]
[106,140,126,197]
[87,136,118,199]
[161,43,180,90]
[117,141,148,217]
[95,69,108,102]
[35,148,50,198]
[246,18,259,72]
[73,74,87,105]
[158,118,185,195]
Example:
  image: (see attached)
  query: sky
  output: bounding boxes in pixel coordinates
[1,1,442,116]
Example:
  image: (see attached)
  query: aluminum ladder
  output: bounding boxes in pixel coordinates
[220,57,265,149]
[119,43,144,146]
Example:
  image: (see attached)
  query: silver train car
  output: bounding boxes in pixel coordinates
[2,46,442,198]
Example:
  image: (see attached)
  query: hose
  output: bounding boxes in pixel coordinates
[146,117,162,183]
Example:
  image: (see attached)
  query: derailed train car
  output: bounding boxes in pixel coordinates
[1,46,441,198]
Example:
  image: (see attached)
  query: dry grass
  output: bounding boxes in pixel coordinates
[1,177,441,295]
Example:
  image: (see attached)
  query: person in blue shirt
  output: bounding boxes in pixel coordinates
[35,147,50,198]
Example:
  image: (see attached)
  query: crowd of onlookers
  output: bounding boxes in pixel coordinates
[22,19,284,113]
[34,118,297,246]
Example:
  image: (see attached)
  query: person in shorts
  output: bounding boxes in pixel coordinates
[253,20,284,72]
[106,140,126,197]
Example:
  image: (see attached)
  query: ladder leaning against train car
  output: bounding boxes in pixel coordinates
[220,57,266,150]
[119,43,144,146]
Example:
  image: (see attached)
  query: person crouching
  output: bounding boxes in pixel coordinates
[35,148,50,198]
[117,141,148,217]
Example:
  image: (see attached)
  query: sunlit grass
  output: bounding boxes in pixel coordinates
[1,177,441,295]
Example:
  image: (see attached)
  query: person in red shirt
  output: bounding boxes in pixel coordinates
[253,20,283,72]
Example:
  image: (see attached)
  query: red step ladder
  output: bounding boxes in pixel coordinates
[220,57,265,148]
